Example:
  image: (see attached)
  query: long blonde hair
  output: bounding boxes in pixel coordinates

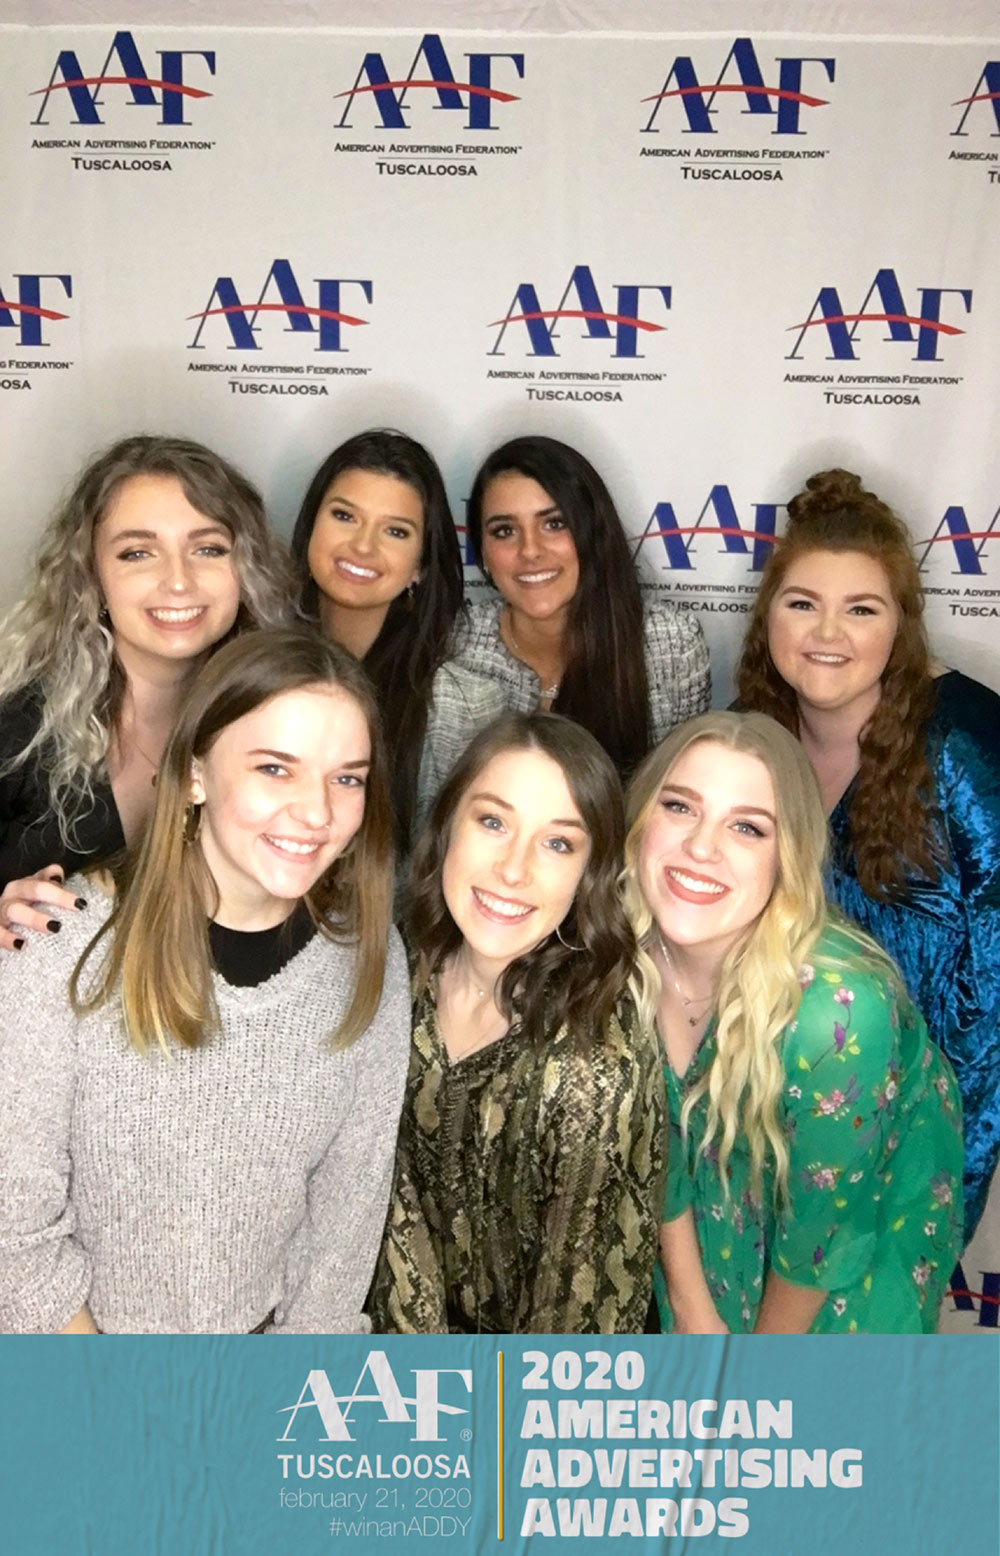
[625,711,868,1203]
[71,629,393,1054]
[0,435,292,847]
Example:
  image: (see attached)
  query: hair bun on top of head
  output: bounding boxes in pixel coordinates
[785,467,909,548]
[786,467,867,523]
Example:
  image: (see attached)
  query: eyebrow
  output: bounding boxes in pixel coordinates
[249,748,370,769]
[469,789,588,830]
[484,504,562,522]
[325,494,420,525]
[659,783,775,823]
[106,525,231,542]
[777,584,889,605]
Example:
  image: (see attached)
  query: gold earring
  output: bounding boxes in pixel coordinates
[182,802,202,844]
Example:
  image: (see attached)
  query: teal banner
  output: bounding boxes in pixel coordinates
[2,1337,996,1553]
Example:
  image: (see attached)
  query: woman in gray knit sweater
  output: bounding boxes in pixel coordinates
[0,629,411,1334]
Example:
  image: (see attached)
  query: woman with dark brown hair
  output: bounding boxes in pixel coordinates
[370,712,666,1333]
[736,468,1000,1239]
[0,629,410,1332]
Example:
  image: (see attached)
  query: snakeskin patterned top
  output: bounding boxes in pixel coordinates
[370,987,667,1334]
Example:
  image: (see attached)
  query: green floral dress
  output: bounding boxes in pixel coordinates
[656,925,964,1334]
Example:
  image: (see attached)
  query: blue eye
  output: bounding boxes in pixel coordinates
[196,543,231,558]
[479,813,504,831]
[733,820,764,838]
[546,836,573,854]
[257,763,287,778]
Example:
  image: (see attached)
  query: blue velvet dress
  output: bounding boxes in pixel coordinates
[826,671,1000,1239]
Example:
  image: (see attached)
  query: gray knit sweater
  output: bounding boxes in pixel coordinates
[0,882,411,1334]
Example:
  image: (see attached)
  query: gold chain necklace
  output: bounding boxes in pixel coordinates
[503,607,561,702]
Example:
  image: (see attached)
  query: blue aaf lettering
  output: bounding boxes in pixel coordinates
[188,260,372,352]
[335,32,523,132]
[952,62,1000,136]
[635,486,779,572]
[642,37,834,136]
[489,265,671,359]
[0,273,72,348]
[915,504,1000,576]
[31,30,215,127]
[786,269,972,363]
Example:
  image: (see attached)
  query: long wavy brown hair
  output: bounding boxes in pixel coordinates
[736,468,941,898]
[409,711,636,1046]
[71,629,393,1053]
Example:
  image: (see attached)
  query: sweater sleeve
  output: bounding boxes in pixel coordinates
[644,604,712,745]
[272,930,412,1334]
[0,925,92,1331]
[518,1007,667,1334]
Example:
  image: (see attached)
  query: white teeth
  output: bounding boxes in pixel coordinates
[516,570,559,584]
[265,836,320,856]
[806,653,848,664]
[473,887,533,919]
[337,560,379,579]
[149,607,205,623]
[668,868,725,896]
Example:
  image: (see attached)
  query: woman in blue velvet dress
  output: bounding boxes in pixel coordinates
[737,468,1000,1241]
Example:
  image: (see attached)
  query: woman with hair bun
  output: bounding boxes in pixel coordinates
[0,435,292,951]
[624,711,962,1334]
[452,435,710,778]
[290,429,504,856]
[370,712,666,1334]
[736,468,1000,1239]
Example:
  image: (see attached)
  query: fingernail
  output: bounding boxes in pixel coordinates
[74,897,88,910]
[12,938,24,951]
[46,919,62,934]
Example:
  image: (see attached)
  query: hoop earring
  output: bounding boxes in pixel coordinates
[182,802,202,845]
[555,921,583,952]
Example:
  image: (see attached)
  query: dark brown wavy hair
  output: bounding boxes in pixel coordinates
[736,467,941,899]
[409,711,636,1046]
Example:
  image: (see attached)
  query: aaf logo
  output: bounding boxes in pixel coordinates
[633,486,779,572]
[642,37,834,136]
[0,273,72,348]
[786,269,972,363]
[335,32,523,132]
[952,62,1000,136]
[489,266,671,359]
[187,259,372,353]
[915,502,1000,576]
[31,31,215,128]
[278,1354,472,1445]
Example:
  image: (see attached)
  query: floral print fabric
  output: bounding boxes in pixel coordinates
[657,925,963,1334]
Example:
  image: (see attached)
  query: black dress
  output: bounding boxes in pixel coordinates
[0,686,125,888]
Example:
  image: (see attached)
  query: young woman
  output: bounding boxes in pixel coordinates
[0,629,411,1333]
[451,435,710,777]
[0,434,291,951]
[370,712,666,1334]
[624,711,963,1335]
[290,429,504,851]
[736,467,1000,1239]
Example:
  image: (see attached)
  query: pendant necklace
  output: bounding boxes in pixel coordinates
[504,607,561,702]
[657,932,715,1027]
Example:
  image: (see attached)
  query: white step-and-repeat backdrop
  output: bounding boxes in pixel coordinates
[2,0,998,1326]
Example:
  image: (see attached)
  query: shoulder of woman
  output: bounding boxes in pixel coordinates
[429,662,507,721]
[929,670,1000,753]
[642,598,706,652]
[795,924,898,1021]
[450,599,502,653]
[0,681,45,754]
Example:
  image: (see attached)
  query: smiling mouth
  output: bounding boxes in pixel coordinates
[335,559,380,581]
[472,886,534,922]
[147,606,208,625]
[514,569,560,586]
[263,834,324,858]
[666,867,728,902]
[804,652,849,665]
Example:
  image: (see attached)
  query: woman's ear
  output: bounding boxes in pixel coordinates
[189,761,206,807]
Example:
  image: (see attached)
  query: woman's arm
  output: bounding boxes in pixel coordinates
[520,1011,668,1334]
[1,864,84,952]
[660,1209,729,1334]
[753,1272,826,1334]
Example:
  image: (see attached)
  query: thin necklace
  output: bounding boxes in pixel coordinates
[504,607,561,701]
[657,932,715,1027]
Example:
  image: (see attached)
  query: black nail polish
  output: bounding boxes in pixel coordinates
[74,897,88,910]
[12,938,24,951]
[46,919,62,933]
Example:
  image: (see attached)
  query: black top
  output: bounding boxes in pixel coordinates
[0,685,126,889]
[208,904,317,988]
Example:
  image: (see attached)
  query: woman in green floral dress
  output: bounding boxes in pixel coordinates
[623,710,963,1335]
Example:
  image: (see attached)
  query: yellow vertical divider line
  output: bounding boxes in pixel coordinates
[497,1350,505,1540]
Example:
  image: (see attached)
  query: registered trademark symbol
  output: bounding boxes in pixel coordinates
[460,1428,472,1441]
